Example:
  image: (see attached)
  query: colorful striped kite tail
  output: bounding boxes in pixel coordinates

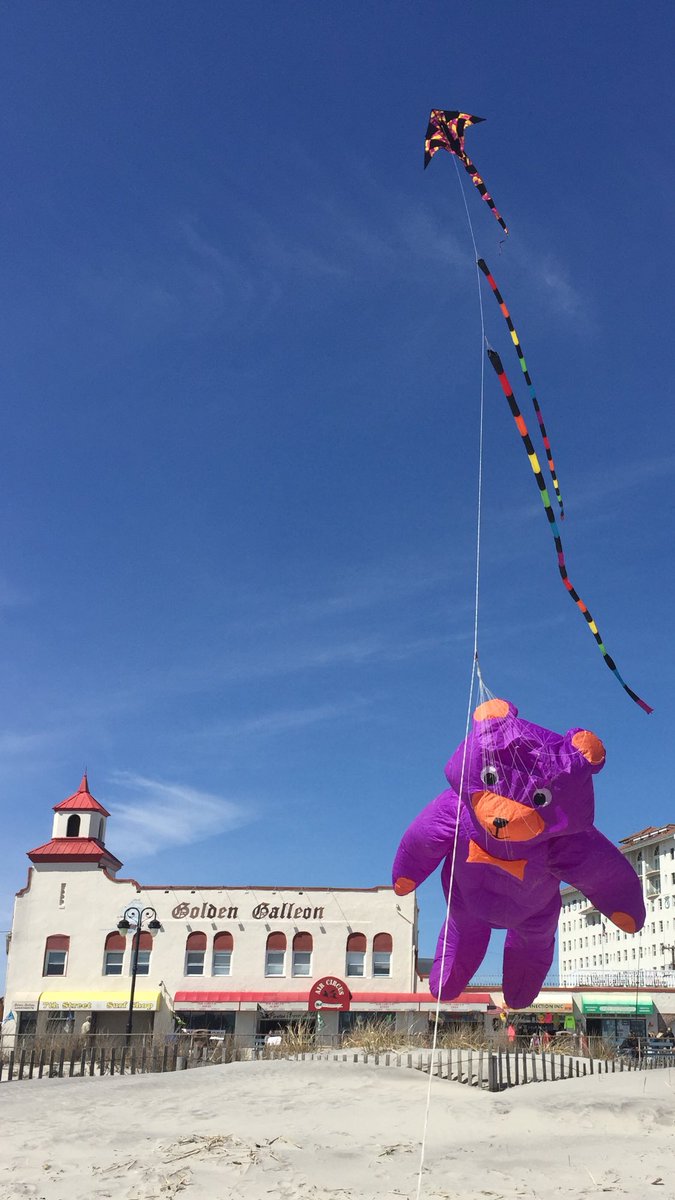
[477,258,564,519]
[485,346,652,714]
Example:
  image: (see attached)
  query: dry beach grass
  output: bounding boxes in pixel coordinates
[1,1056,674,1199]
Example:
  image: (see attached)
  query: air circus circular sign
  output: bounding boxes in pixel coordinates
[308,977,351,1012]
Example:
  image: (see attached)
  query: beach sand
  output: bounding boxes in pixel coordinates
[0,1058,673,1199]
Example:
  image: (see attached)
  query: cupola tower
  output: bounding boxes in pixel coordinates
[27,774,122,873]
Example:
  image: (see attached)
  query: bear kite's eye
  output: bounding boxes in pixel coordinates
[532,788,553,808]
[480,765,499,789]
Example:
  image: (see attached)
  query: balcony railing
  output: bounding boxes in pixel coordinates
[563,968,675,988]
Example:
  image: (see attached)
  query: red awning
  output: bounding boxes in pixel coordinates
[174,990,493,1007]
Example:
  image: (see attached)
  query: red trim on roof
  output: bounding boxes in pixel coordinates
[174,990,493,1005]
[619,824,675,846]
[16,867,34,897]
[28,838,122,869]
[53,774,110,817]
[102,876,397,894]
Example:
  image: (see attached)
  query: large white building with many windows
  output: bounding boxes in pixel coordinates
[558,824,675,988]
[2,775,494,1049]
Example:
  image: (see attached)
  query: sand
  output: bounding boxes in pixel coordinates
[0,1058,674,1199]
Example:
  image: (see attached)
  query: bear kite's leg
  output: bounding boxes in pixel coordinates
[429,908,491,1000]
[502,893,561,1009]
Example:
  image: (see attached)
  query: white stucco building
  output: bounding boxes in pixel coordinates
[3,775,492,1048]
[558,824,675,989]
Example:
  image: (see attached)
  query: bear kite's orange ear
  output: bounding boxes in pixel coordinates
[473,698,511,723]
[571,729,606,766]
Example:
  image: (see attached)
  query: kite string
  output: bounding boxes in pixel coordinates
[453,156,486,665]
[413,157,489,1200]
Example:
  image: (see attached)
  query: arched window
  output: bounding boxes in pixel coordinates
[103,931,125,976]
[66,814,81,838]
[213,931,233,976]
[373,933,392,977]
[135,931,153,977]
[265,932,286,977]
[43,934,70,976]
[346,932,366,978]
[292,932,313,977]
[185,931,207,976]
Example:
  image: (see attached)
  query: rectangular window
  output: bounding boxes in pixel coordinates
[44,950,67,976]
[46,1012,73,1033]
[373,951,391,977]
[292,951,312,977]
[104,951,124,976]
[346,951,365,977]
[18,1012,37,1038]
[135,950,151,976]
[213,951,232,976]
[265,950,285,976]
[185,951,205,976]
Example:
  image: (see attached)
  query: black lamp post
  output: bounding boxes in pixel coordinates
[117,905,162,1043]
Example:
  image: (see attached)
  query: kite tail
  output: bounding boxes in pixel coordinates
[477,258,564,518]
[486,347,652,714]
[461,156,508,235]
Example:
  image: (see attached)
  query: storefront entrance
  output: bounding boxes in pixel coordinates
[257,1013,314,1043]
[585,1016,646,1043]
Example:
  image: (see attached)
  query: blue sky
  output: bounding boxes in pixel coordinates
[1,2,673,985]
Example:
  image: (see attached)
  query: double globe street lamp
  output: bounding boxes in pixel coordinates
[117,905,162,1043]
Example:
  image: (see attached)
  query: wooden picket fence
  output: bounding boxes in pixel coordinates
[0,1041,180,1082]
[1,1041,673,1090]
[286,1046,675,1091]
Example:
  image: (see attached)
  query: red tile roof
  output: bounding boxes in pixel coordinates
[619,824,675,846]
[53,774,110,816]
[28,837,122,869]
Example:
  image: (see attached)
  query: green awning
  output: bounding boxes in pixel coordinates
[581,997,653,1015]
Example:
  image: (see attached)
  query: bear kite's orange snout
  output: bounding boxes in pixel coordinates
[471,791,546,843]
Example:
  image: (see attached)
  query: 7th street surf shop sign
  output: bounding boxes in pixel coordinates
[308,978,351,1013]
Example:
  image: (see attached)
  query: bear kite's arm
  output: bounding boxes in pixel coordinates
[392,792,457,897]
[548,827,646,933]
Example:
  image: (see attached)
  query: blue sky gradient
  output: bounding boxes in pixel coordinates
[1,1,673,983]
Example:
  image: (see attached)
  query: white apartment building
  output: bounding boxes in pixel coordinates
[2,776,493,1048]
[559,824,675,989]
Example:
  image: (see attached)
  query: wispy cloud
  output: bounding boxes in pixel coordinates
[0,577,32,610]
[502,452,674,526]
[505,239,587,323]
[108,772,254,857]
[200,697,370,741]
[531,255,584,318]
[0,728,63,757]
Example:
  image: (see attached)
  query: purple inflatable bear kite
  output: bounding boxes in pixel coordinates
[393,698,645,1009]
